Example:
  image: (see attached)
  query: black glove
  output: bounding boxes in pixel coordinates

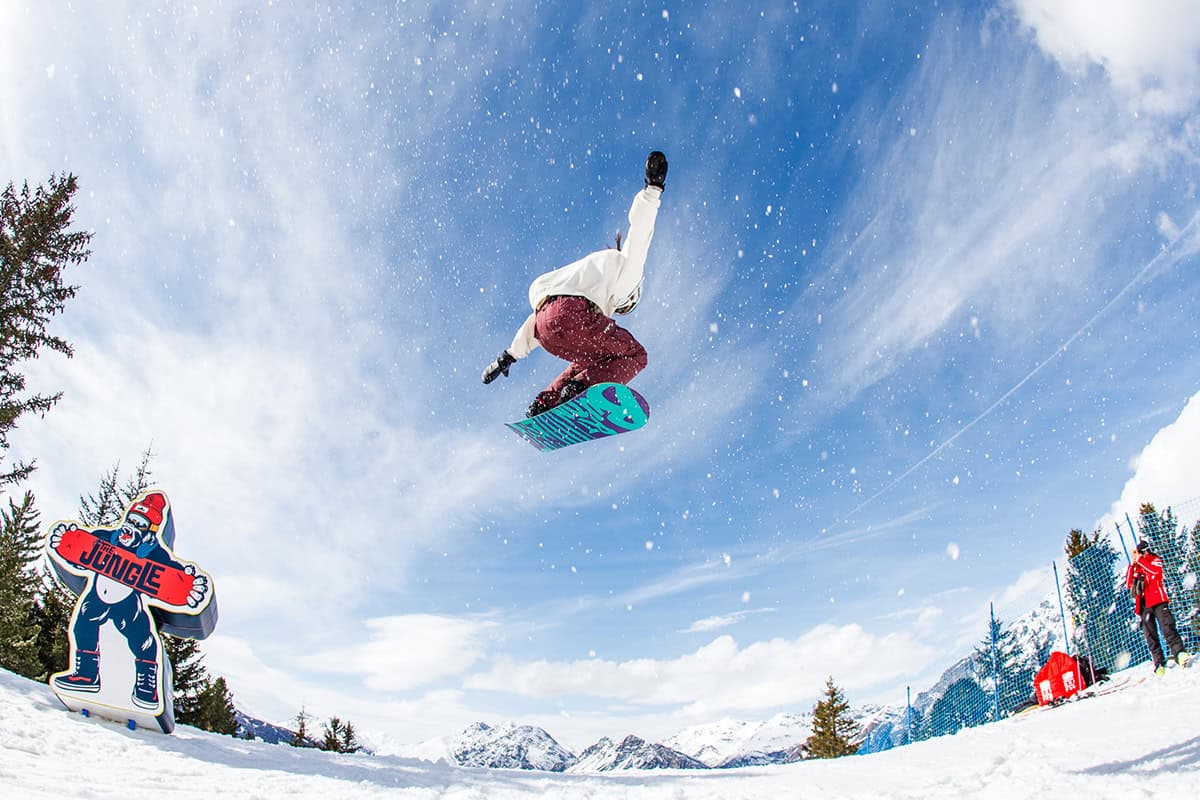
[482,350,516,384]
[645,150,668,190]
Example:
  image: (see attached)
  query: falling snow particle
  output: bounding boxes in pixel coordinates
[46,65,56,79]
[952,475,960,486]
[947,542,960,560]
[831,82,838,93]
[709,322,719,334]
[662,9,669,20]
[722,553,732,567]
[644,540,654,551]
[741,591,750,603]
[734,86,742,98]
[897,588,905,597]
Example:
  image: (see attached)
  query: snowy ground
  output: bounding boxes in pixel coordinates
[1,666,1196,799]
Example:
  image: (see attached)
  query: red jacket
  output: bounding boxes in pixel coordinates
[1126,552,1169,614]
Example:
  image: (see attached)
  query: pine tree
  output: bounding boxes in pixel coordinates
[191,676,239,736]
[321,716,362,753]
[1185,519,1200,641]
[1063,531,1125,670]
[972,613,1047,717]
[77,446,156,528]
[166,635,210,725]
[0,491,43,677]
[805,676,860,758]
[291,707,316,748]
[1064,528,1098,559]
[164,636,241,735]
[28,567,73,681]
[0,174,91,491]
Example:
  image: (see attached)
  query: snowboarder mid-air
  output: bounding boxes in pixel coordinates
[482,151,668,418]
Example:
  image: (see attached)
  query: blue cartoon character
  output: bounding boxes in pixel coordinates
[46,490,217,732]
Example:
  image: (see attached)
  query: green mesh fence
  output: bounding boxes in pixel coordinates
[859,497,1200,755]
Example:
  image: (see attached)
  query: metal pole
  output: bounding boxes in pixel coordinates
[906,686,912,745]
[1115,521,1131,565]
[989,602,1001,721]
[1053,561,1071,656]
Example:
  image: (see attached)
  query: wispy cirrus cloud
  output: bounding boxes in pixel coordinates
[797,7,1197,414]
[681,608,777,634]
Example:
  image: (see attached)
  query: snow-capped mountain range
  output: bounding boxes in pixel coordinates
[258,595,1068,773]
[450,722,575,771]
[569,735,708,772]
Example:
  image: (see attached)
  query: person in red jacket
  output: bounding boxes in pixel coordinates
[1126,540,1191,674]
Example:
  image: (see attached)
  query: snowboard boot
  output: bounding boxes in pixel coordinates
[132,658,161,709]
[1155,664,1167,676]
[54,649,101,693]
[1177,651,1191,668]
[644,151,668,190]
[526,380,588,418]
[558,379,587,405]
[526,390,558,418]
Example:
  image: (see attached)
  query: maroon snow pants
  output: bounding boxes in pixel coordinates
[534,296,647,398]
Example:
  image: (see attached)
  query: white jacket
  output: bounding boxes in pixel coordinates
[507,186,662,359]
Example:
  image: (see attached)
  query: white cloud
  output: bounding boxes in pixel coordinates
[303,615,499,692]
[465,624,937,716]
[1007,0,1200,114]
[1098,388,1200,532]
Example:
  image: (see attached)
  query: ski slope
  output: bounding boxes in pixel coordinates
[1,665,1195,799]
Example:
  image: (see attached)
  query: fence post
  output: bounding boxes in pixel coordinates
[989,602,1001,722]
[1115,521,1132,565]
[1053,561,1071,656]
[906,686,912,746]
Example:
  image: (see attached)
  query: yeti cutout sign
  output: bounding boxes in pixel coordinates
[45,490,217,733]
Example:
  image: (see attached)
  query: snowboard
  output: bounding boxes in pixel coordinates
[506,382,650,452]
[50,527,202,609]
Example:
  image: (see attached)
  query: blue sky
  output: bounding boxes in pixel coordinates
[4,1,1200,750]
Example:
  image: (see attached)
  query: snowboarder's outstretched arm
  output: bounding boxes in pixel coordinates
[481,313,539,383]
[611,152,667,315]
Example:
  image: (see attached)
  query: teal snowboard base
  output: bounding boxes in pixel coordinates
[506,383,650,452]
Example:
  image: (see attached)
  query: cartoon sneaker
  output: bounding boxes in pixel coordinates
[132,659,161,710]
[1155,664,1167,677]
[53,650,101,693]
[1178,651,1191,668]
